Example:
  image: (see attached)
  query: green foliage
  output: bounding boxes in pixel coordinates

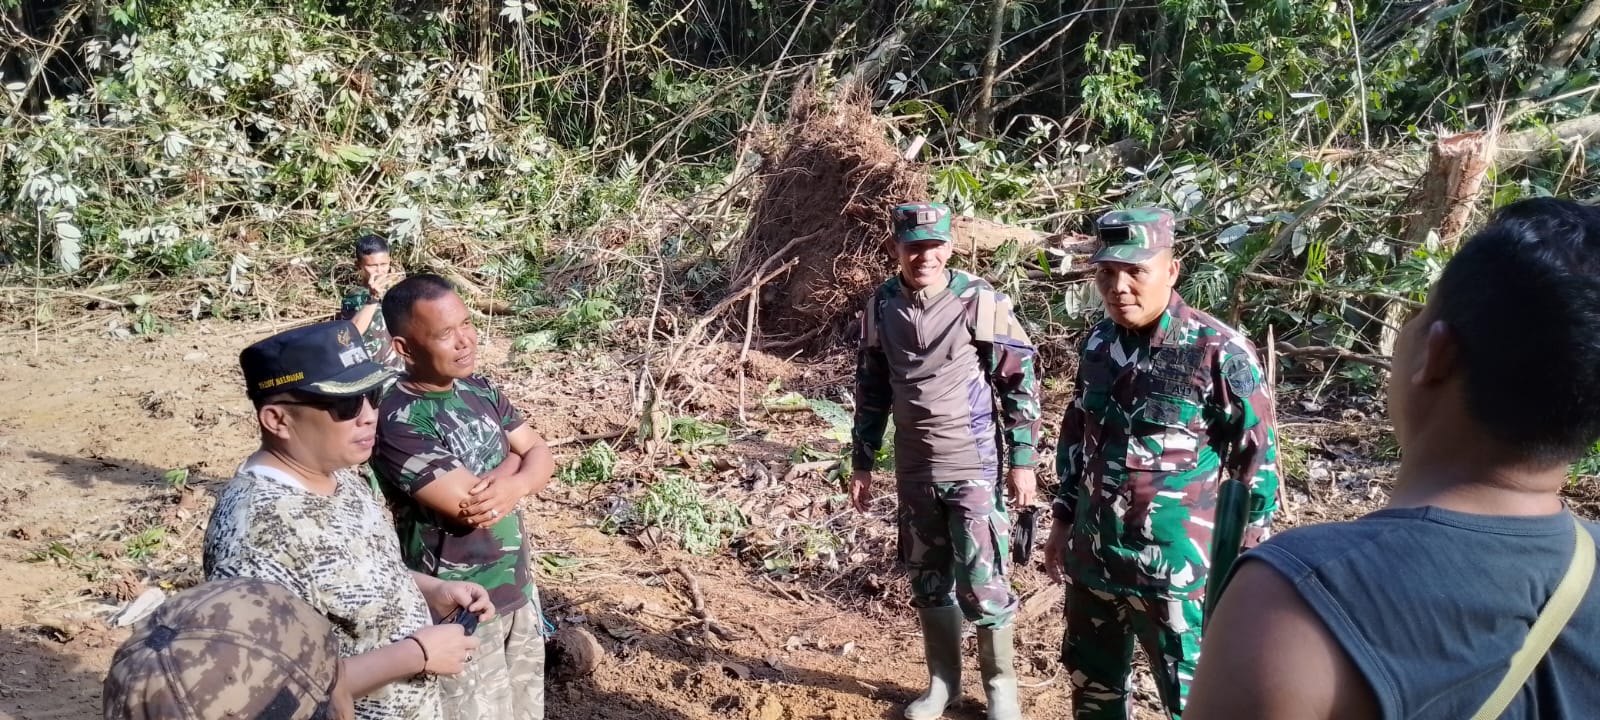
[1571,440,1600,481]
[123,526,167,560]
[668,417,731,451]
[760,521,845,575]
[557,443,620,486]
[3,0,1597,363]
[632,474,747,556]
[162,467,190,491]
[1081,36,1160,142]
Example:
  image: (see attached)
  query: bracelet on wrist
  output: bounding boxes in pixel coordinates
[407,635,429,673]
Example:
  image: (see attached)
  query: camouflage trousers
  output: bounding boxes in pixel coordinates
[896,477,1018,629]
[1064,585,1200,720]
[440,599,546,720]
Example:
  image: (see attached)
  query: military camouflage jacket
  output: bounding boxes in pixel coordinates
[340,287,405,373]
[853,270,1043,482]
[371,375,535,614]
[1053,292,1278,598]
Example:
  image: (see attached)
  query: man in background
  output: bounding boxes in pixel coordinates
[1042,207,1278,719]
[851,202,1042,720]
[339,233,405,373]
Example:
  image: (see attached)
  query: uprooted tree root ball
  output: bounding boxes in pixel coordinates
[734,84,929,352]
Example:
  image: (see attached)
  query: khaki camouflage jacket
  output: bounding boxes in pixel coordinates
[1053,292,1278,598]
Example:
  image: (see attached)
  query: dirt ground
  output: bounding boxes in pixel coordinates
[0,319,1395,720]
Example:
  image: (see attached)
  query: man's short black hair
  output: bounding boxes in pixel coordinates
[354,234,389,259]
[1434,197,1600,464]
[381,274,456,337]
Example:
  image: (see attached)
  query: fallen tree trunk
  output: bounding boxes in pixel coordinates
[1544,0,1600,69]
[1495,114,1600,167]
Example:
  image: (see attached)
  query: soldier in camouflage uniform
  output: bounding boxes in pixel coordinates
[339,233,406,374]
[372,274,557,720]
[105,577,355,719]
[851,202,1044,720]
[1041,208,1278,719]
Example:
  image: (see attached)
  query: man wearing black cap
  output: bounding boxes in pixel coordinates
[206,320,493,720]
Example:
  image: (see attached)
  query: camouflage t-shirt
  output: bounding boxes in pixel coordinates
[371,375,535,613]
[203,465,442,720]
[340,287,405,373]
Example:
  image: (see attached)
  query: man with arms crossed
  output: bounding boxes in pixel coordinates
[373,274,556,720]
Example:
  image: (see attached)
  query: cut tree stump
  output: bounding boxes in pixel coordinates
[1376,131,1495,359]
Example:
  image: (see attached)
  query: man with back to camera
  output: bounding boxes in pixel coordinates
[104,577,357,720]
[1041,207,1279,719]
[850,202,1043,720]
[372,274,556,720]
[1186,198,1600,719]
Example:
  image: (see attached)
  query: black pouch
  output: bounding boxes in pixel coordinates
[1012,506,1039,565]
[442,607,480,636]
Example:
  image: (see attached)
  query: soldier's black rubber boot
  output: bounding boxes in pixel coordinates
[977,624,1023,720]
[904,605,964,720]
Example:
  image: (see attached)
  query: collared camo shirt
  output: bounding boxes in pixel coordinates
[1053,292,1278,598]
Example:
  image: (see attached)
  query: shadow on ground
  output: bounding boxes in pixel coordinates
[0,625,115,720]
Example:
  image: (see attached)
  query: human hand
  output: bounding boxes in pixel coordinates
[410,623,480,676]
[848,470,873,513]
[1042,519,1071,585]
[426,581,496,622]
[1006,467,1037,507]
[461,475,523,529]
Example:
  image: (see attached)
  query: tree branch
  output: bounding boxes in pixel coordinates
[973,0,1010,134]
[1276,343,1392,372]
[1544,0,1600,69]
[1497,113,1600,167]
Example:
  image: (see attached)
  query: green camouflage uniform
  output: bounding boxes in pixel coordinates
[372,375,546,720]
[853,202,1043,629]
[104,577,346,720]
[1055,208,1278,719]
[340,286,406,373]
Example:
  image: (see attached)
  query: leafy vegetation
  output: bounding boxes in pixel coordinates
[5,1,1594,352]
[557,442,620,486]
[630,474,748,556]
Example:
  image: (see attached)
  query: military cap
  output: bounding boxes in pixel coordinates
[1090,207,1177,264]
[892,202,954,243]
[240,320,392,400]
[103,578,344,720]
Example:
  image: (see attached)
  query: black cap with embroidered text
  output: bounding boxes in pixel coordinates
[240,320,393,400]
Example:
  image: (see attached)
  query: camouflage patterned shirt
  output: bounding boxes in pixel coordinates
[853,269,1043,481]
[340,287,405,373]
[1053,292,1278,598]
[203,465,442,720]
[371,375,535,614]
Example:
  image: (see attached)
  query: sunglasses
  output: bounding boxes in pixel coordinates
[272,388,384,422]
